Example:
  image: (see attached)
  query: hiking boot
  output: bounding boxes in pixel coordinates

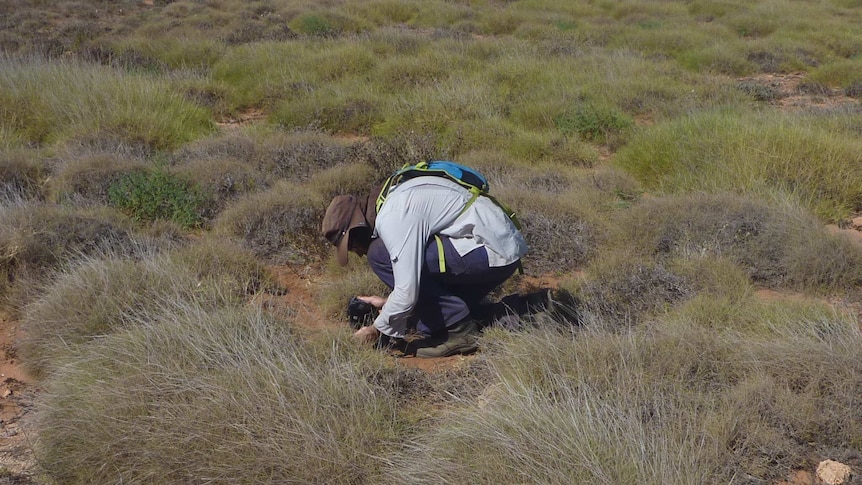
[414,318,480,358]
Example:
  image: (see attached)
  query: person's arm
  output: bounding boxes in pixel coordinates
[352,295,386,344]
[371,210,430,338]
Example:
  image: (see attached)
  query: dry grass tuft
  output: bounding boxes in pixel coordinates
[47,152,148,206]
[0,203,142,308]
[0,149,46,201]
[214,181,327,264]
[35,304,401,484]
[382,307,862,484]
[612,193,862,292]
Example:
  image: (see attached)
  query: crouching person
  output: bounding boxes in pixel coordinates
[322,174,528,358]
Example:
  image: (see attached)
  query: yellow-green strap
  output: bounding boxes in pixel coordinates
[434,235,446,273]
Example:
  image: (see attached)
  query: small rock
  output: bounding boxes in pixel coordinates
[816,460,852,485]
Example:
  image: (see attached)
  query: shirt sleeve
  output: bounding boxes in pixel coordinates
[371,210,431,338]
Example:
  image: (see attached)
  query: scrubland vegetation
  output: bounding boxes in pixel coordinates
[2,0,862,483]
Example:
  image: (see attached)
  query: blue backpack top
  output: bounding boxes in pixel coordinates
[375,160,488,213]
[374,160,523,273]
[375,160,519,228]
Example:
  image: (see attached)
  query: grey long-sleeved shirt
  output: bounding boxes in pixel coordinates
[372,176,528,338]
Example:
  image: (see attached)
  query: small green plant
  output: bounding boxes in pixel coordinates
[554,102,633,142]
[294,14,335,36]
[108,170,208,228]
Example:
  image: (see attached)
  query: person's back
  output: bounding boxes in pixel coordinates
[322,168,527,357]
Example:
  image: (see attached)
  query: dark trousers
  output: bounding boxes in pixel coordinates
[367,236,519,336]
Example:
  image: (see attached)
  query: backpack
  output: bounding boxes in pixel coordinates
[375,160,523,273]
[376,161,520,227]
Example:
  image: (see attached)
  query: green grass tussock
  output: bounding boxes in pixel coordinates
[35,304,401,484]
[614,110,862,221]
[0,56,214,151]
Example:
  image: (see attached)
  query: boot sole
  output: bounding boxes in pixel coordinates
[416,341,478,358]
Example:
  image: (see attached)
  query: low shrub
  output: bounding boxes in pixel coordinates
[494,165,638,275]
[354,131,446,179]
[256,130,355,181]
[172,157,266,216]
[578,255,692,327]
[554,101,634,143]
[308,162,377,201]
[47,153,148,206]
[0,149,46,201]
[273,91,383,135]
[169,130,261,167]
[611,193,862,292]
[213,181,326,264]
[108,169,210,228]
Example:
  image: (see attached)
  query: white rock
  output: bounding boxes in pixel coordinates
[816,460,852,485]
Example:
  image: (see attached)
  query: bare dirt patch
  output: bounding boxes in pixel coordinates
[215,108,268,130]
[737,73,860,112]
[0,312,37,484]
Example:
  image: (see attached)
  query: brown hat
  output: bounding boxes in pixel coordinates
[322,195,370,266]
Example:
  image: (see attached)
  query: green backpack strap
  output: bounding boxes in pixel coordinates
[434,235,446,273]
[485,193,522,230]
[458,186,482,217]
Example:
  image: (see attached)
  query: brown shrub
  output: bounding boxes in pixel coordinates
[612,193,862,292]
[258,131,355,181]
[213,181,326,264]
[0,150,46,201]
[171,157,267,217]
[578,255,692,327]
[47,153,147,205]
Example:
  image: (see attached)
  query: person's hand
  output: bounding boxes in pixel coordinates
[353,325,380,345]
[357,295,386,308]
